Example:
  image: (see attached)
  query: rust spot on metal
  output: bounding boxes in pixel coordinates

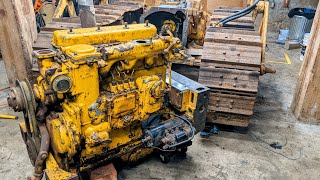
[114,44,134,52]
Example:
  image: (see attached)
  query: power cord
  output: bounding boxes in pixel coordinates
[249,132,302,161]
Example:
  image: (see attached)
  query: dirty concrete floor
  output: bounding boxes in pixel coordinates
[1,32,320,180]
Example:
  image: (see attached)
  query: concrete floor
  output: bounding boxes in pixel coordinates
[1,32,320,180]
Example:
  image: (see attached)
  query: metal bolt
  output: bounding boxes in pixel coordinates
[145,20,149,27]
[68,27,74,34]
[46,70,52,76]
[233,84,237,87]
[41,153,47,159]
[229,105,233,109]
[230,100,234,103]
[220,75,223,78]
[124,22,128,29]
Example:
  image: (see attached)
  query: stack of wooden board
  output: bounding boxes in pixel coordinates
[199,7,262,127]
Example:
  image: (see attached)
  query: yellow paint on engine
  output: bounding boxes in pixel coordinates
[45,153,78,180]
[32,23,190,179]
[52,24,158,48]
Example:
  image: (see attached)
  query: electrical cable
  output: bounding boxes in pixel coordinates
[249,132,302,161]
[220,0,259,22]
[0,86,10,92]
[220,9,253,24]
[217,0,260,25]
[151,146,177,152]
[0,103,8,107]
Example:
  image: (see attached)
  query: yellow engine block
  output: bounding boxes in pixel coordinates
[7,24,209,180]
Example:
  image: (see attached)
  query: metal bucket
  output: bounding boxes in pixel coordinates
[288,8,315,42]
[288,15,313,42]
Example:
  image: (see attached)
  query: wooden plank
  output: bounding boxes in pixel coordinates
[202,54,261,66]
[214,9,242,13]
[207,27,260,36]
[208,93,256,115]
[52,17,81,23]
[203,43,261,55]
[284,41,301,50]
[199,68,260,81]
[41,22,81,31]
[201,42,262,66]
[291,3,320,123]
[206,112,250,127]
[198,69,259,93]
[211,88,257,97]
[215,6,246,10]
[205,32,261,46]
[203,43,261,57]
[200,61,260,72]
[0,0,37,83]
[207,0,247,13]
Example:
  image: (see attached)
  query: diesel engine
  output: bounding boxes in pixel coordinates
[7,23,209,179]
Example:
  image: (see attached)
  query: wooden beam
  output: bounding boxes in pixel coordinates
[207,0,247,13]
[291,2,320,123]
[0,0,37,83]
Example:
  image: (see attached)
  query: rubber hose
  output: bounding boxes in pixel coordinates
[220,8,253,24]
[218,0,260,25]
